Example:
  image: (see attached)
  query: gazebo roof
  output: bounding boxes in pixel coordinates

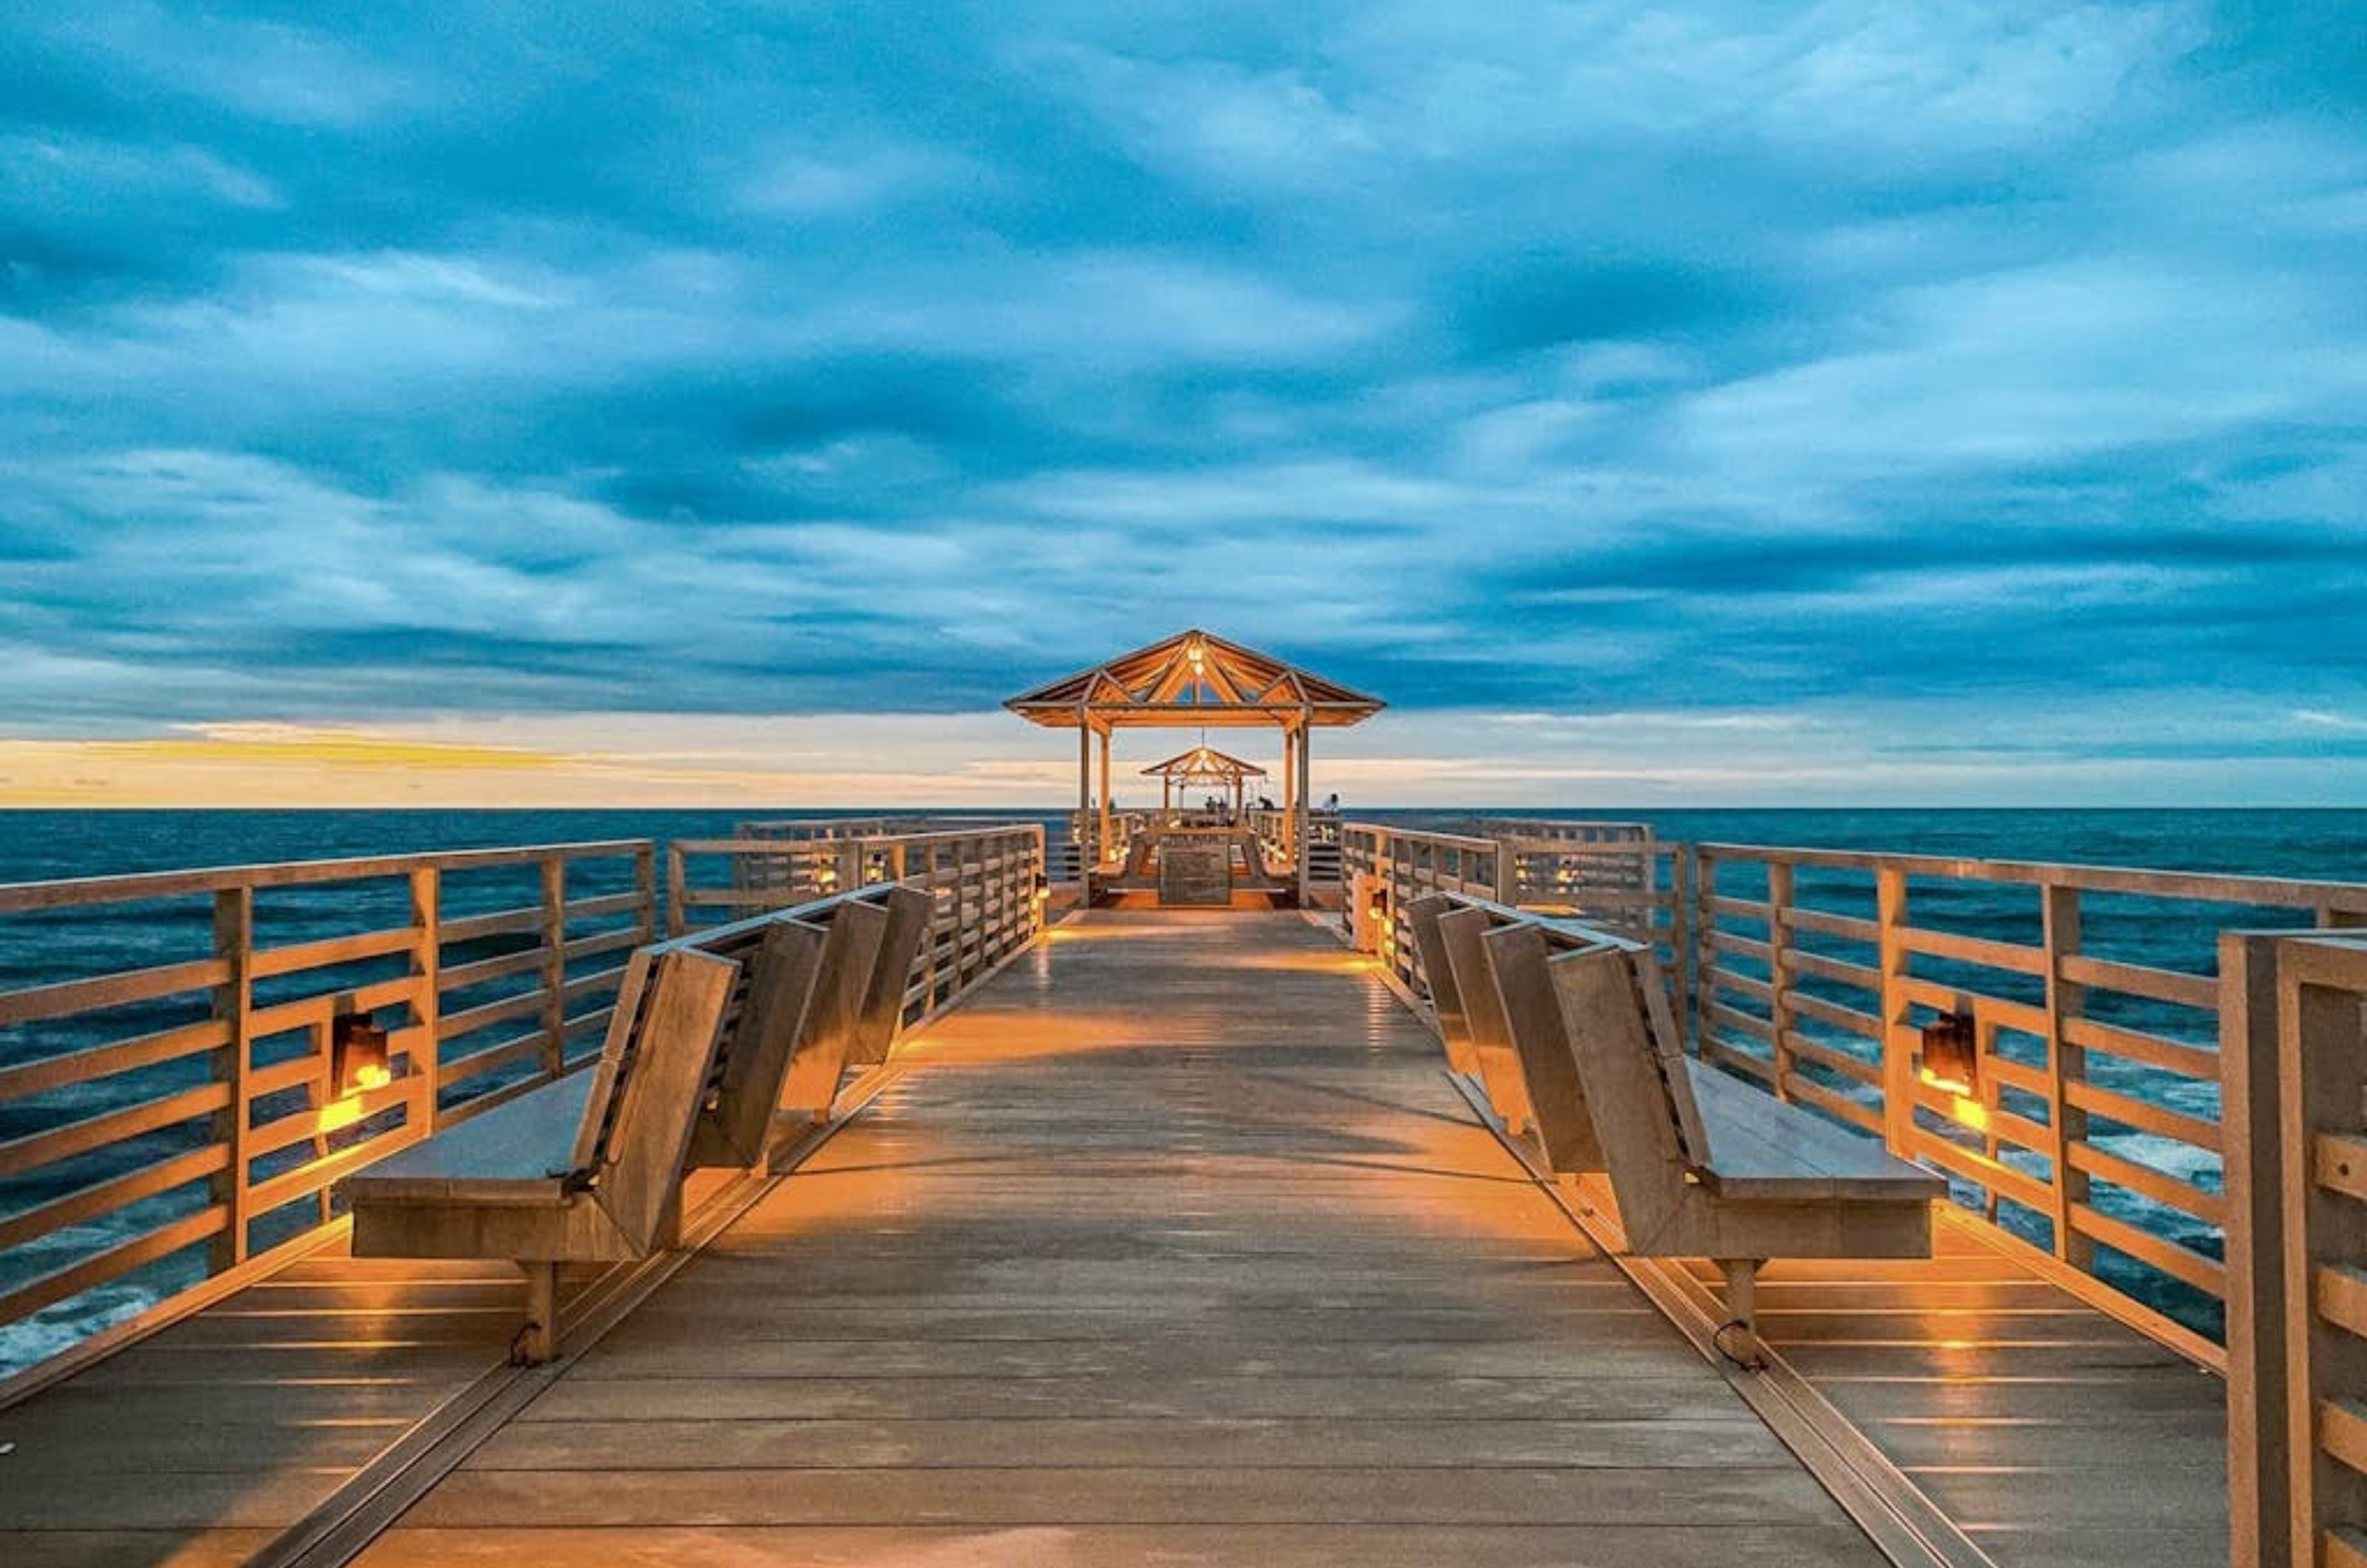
[1140,746,1268,783]
[1004,629,1385,730]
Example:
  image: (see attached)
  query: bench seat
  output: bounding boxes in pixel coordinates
[344,1074,593,1206]
[1688,1068,1940,1203]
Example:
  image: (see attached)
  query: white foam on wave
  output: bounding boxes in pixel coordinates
[0,1281,163,1382]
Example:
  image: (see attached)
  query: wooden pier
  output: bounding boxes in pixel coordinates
[1,629,2361,1567]
[0,905,2268,1568]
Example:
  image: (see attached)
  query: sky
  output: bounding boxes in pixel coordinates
[1,1,2363,807]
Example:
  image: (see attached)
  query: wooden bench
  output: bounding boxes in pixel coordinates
[1402,893,1537,1135]
[1408,894,1942,1365]
[342,884,933,1362]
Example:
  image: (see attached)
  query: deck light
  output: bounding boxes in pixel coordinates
[332,1011,393,1098]
[1918,1009,1978,1096]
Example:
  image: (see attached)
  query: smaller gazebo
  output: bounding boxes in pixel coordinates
[1141,746,1267,814]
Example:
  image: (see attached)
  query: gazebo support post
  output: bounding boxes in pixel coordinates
[1294,723,1312,907]
[1097,726,1113,866]
[1076,722,1091,871]
[1279,730,1296,859]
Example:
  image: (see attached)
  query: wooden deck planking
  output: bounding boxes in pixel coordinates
[0,1254,561,1567]
[357,911,1887,1566]
[0,1157,745,1567]
[1678,1224,2227,1567]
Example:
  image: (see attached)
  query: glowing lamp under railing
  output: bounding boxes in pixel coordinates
[332,1012,393,1098]
[1918,1009,1979,1097]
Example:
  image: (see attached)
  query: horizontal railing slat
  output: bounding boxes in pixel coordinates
[0,1082,233,1180]
[0,1145,229,1253]
[0,1206,229,1326]
[0,1017,231,1104]
[0,958,231,1028]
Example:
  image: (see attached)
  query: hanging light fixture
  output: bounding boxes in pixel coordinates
[332,1010,393,1097]
[1919,1008,1979,1096]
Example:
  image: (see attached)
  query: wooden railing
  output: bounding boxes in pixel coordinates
[1064,809,1149,875]
[0,841,654,1359]
[1343,822,1502,990]
[1690,843,2367,1357]
[668,823,1045,1017]
[1343,820,1685,993]
[1484,819,1658,910]
[2224,930,2367,1568]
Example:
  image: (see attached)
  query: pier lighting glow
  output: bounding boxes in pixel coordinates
[331,1013,394,1099]
[1918,1010,1979,1098]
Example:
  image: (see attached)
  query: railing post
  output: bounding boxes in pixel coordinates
[665,842,687,937]
[409,868,442,1132]
[2274,939,2367,1565]
[1767,860,1795,1101]
[2221,930,2290,1568]
[925,841,948,1007]
[1692,849,1718,1059]
[1672,844,1696,1054]
[207,886,254,1272]
[2042,884,2093,1268]
[539,855,567,1080]
[1877,864,1914,1156]
[634,843,657,942]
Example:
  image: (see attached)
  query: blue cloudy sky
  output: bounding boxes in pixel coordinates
[1,1,2362,805]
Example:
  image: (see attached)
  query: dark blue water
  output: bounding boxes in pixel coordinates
[5,806,2363,884]
[1,807,2361,1374]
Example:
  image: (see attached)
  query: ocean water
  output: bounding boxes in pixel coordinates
[1,806,2361,1376]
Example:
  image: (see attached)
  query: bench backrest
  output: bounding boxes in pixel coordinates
[778,897,891,1112]
[681,883,937,1163]
[566,947,739,1251]
[689,918,830,1167]
[1402,893,1476,1072]
[845,885,936,1067]
[1434,905,1535,1129]
[1477,920,1605,1175]
[1545,944,1711,1248]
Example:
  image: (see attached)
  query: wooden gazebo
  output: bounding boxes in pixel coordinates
[1004,629,1385,901]
[1141,746,1266,814]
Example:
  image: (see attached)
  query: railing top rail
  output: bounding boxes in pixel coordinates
[737,815,1015,831]
[652,885,908,951]
[0,839,654,914]
[1430,890,1646,953]
[672,824,1043,857]
[1692,841,2367,909]
[1341,820,1502,854]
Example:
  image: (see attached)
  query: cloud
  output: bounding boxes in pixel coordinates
[0,1,2360,802]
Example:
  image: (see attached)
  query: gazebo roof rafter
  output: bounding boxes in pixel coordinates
[1004,629,1385,730]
